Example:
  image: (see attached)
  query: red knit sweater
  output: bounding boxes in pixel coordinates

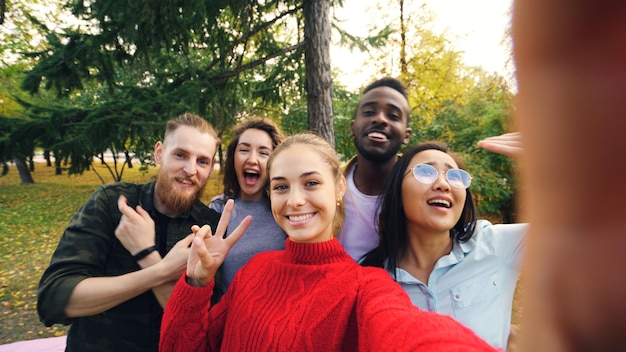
[160,238,496,351]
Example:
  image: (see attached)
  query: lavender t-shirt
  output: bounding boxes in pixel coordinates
[337,164,381,261]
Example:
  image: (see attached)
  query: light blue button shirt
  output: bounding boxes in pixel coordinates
[390,220,527,350]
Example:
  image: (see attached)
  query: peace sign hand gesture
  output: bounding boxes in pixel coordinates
[186,199,252,287]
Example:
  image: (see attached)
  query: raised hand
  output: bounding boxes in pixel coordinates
[477,132,523,158]
[186,199,252,287]
[115,195,156,255]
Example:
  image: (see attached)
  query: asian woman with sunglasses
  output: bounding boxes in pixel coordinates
[361,139,527,350]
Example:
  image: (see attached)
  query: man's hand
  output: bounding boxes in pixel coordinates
[158,234,194,281]
[186,199,252,287]
[115,195,156,255]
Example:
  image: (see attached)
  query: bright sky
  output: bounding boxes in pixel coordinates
[331,0,514,90]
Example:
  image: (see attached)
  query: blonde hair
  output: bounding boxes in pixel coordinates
[267,133,345,236]
[165,112,220,149]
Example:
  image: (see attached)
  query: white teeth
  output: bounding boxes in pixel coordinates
[288,214,313,222]
[428,199,451,208]
[244,169,259,175]
[177,178,193,185]
[368,132,388,140]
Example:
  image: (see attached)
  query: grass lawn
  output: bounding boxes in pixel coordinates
[0,160,523,345]
[0,161,222,344]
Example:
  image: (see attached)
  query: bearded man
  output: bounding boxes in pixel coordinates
[38,113,222,352]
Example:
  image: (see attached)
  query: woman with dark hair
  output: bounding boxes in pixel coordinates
[209,117,286,301]
[361,139,527,350]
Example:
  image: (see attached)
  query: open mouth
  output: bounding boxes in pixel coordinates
[243,170,260,185]
[175,176,196,187]
[427,199,451,208]
[367,131,388,141]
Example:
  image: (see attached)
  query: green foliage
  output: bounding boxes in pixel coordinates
[2,0,389,183]
[2,0,520,220]
[345,0,519,221]
[332,83,360,161]
[411,73,517,221]
[8,0,314,182]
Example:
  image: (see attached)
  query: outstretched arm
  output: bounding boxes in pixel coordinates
[513,0,626,350]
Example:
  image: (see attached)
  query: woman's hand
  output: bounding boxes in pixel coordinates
[186,199,252,287]
[477,132,523,158]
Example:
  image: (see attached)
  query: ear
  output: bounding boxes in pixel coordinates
[403,127,412,145]
[154,141,164,164]
[337,174,347,200]
[349,120,355,137]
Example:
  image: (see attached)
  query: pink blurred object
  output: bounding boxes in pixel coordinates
[0,336,66,352]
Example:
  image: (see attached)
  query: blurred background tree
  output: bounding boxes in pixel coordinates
[1,0,517,220]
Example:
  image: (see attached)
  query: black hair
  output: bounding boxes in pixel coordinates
[362,77,409,100]
[360,141,477,276]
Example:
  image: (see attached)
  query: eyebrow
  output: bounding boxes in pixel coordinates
[270,170,321,182]
[238,142,272,149]
[172,148,212,160]
[361,101,402,112]
[424,161,456,170]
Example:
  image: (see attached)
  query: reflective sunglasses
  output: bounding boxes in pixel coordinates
[411,164,472,189]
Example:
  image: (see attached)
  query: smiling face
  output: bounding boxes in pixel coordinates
[269,144,346,243]
[402,149,466,235]
[351,86,412,163]
[154,125,217,217]
[234,128,273,201]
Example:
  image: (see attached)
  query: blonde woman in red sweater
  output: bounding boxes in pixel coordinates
[160,133,495,351]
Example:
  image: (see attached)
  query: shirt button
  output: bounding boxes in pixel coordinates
[454,294,461,300]
[493,281,498,286]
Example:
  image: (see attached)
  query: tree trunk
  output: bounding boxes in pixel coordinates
[124,150,133,168]
[55,159,63,175]
[399,0,408,77]
[14,159,35,184]
[303,0,334,147]
[44,150,52,167]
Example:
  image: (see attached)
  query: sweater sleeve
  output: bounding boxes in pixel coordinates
[160,274,217,352]
[356,269,497,351]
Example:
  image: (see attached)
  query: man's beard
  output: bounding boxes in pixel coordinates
[154,171,205,215]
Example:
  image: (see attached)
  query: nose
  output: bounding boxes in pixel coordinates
[287,186,306,208]
[247,151,258,164]
[184,159,198,176]
[372,110,388,125]
[432,172,451,192]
